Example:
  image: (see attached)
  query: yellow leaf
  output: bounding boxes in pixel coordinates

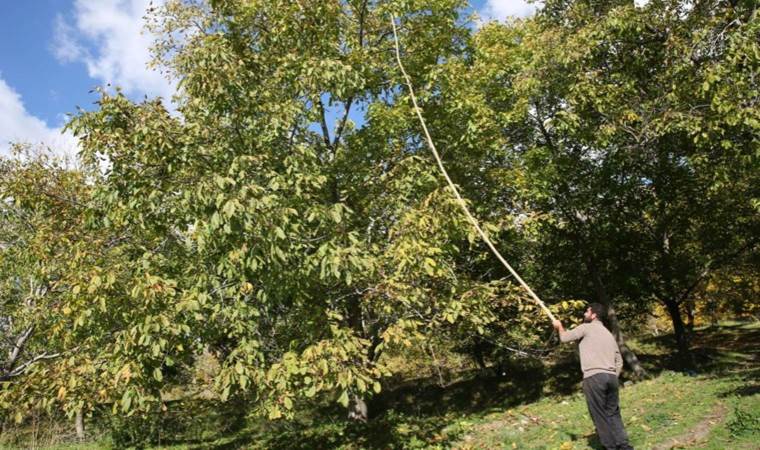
[119,364,132,384]
[268,406,282,419]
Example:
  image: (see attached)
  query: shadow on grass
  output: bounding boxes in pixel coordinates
[720,383,760,398]
[172,355,587,449]
[585,433,604,450]
[635,321,760,377]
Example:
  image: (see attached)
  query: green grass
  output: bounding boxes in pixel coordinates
[694,394,760,450]
[2,321,758,449]
[448,371,746,449]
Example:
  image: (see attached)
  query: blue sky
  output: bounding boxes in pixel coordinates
[0,0,544,158]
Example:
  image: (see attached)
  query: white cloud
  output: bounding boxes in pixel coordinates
[52,15,85,63]
[53,0,175,101]
[0,76,79,160]
[479,0,542,22]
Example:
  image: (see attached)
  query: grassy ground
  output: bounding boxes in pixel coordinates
[449,370,757,449]
[2,322,758,449]
[446,321,760,449]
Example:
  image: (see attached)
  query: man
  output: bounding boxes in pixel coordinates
[553,303,633,450]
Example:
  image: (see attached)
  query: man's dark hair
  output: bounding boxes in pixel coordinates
[587,302,607,320]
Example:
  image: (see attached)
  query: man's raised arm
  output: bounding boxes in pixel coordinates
[553,320,587,343]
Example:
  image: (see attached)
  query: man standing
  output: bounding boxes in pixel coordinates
[553,303,634,450]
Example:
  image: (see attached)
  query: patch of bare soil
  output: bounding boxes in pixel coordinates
[651,402,727,450]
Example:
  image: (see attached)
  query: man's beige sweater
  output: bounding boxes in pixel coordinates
[560,319,623,378]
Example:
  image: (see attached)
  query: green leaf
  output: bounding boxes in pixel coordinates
[338,390,349,407]
[121,391,132,413]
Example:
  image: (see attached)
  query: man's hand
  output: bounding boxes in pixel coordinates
[552,320,564,332]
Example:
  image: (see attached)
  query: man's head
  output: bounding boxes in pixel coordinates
[583,302,606,323]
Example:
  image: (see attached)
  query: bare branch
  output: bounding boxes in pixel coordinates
[4,352,62,379]
[5,326,34,371]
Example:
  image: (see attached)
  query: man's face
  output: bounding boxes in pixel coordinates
[583,307,596,323]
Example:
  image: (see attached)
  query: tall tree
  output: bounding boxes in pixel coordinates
[64,0,549,422]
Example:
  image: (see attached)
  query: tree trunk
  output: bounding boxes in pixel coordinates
[472,337,488,371]
[663,298,689,357]
[347,395,368,422]
[605,304,648,379]
[585,258,648,378]
[75,409,85,441]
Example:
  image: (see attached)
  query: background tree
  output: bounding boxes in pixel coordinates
[436,0,760,361]
[0,143,200,435]
[0,149,114,436]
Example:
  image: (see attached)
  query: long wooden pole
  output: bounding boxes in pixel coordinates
[390,16,556,323]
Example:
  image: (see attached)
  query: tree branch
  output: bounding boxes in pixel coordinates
[2,352,62,380]
[316,97,333,150]
[4,326,34,371]
[332,97,354,149]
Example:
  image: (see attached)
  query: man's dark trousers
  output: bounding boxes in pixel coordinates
[582,373,633,450]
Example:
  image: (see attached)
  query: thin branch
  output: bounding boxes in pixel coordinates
[5,326,34,370]
[332,97,355,149]
[4,352,62,379]
[316,97,333,150]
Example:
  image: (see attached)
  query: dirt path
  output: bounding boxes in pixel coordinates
[651,402,727,450]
